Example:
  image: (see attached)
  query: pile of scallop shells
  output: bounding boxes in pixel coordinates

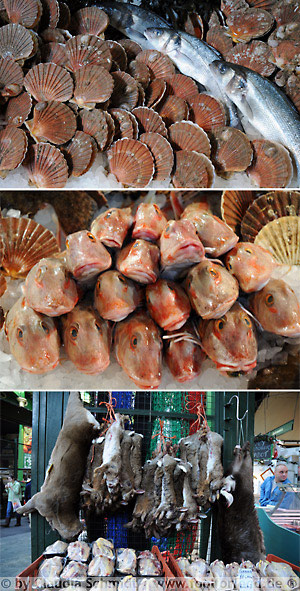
[0,1,297,189]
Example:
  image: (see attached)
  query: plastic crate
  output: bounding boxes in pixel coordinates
[16,555,44,591]
[166,553,190,591]
[152,545,180,591]
[266,554,300,574]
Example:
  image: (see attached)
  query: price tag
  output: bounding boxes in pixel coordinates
[239,568,254,591]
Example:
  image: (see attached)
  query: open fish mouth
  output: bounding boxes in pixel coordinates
[216,360,257,373]
[73,263,106,278]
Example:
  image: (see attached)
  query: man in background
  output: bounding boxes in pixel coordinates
[259,462,292,509]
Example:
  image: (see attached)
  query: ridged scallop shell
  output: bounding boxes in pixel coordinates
[4,0,40,27]
[206,27,234,56]
[211,127,253,174]
[65,34,112,72]
[110,108,138,140]
[72,7,109,36]
[26,100,76,144]
[157,96,189,127]
[119,39,142,61]
[41,27,69,43]
[221,0,248,16]
[189,93,227,132]
[57,1,70,29]
[0,126,27,173]
[145,79,166,109]
[140,132,174,181]
[254,216,300,265]
[136,81,145,106]
[128,60,150,89]
[273,3,300,26]
[24,63,73,102]
[168,121,211,157]
[184,12,204,38]
[41,42,68,66]
[40,0,59,28]
[248,0,277,9]
[108,138,154,188]
[72,64,113,108]
[103,111,115,150]
[5,91,32,126]
[247,139,293,188]
[24,142,68,187]
[241,191,300,242]
[106,40,127,71]
[63,131,96,177]
[110,71,140,110]
[164,74,198,100]
[79,108,110,150]
[0,216,59,278]
[225,41,276,76]
[286,74,300,113]
[0,57,23,98]
[0,23,34,61]
[132,106,167,137]
[221,190,256,233]
[269,40,300,70]
[227,8,274,42]
[172,150,215,188]
[136,49,175,80]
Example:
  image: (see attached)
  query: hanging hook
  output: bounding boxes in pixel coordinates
[227,395,248,446]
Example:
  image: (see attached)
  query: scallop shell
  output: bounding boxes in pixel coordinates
[65,34,112,72]
[225,41,276,76]
[128,60,150,89]
[0,216,59,278]
[40,0,59,28]
[103,111,115,150]
[0,275,7,297]
[241,191,300,242]
[24,142,68,188]
[168,121,211,156]
[24,63,73,102]
[206,26,234,56]
[41,42,68,66]
[157,96,189,127]
[189,93,227,132]
[273,3,300,26]
[110,108,138,140]
[211,127,253,174]
[172,150,215,188]
[0,126,27,174]
[108,138,154,188]
[248,0,277,9]
[63,131,96,177]
[5,91,32,126]
[119,39,142,61]
[72,7,109,36]
[221,190,257,234]
[26,100,76,144]
[132,106,167,137]
[145,79,166,109]
[286,74,300,113]
[110,71,140,111]
[221,0,248,17]
[0,57,23,98]
[72,64,113,108]
[247,139,293,188]
[136,49,175,80]
[41,27,69,43]
[57,1,70,29]
[184,12,204,38]
[164,74,198,100]
[227,8,274,42]
[0,23,34,61]
[4,0,40,28]
[270,40,300,70]
[136,81,145,106]
[140,132,174,181]
[79,108,110,150]
[254,216,300,265]
[105,40,127,71]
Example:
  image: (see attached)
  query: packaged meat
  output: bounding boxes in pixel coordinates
[92,538,115,560]
[67,540,90,562]
[138,552,161,577]
[43,541,68,557]
[34,557,64,588]
[188,559,209,583]
[119,576,138,591]
[60,560,87,582]
[176,558,192,577]
[116,549,137,575]
[88,556,115,577]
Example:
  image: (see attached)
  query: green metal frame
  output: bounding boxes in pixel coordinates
[30,391,255,562]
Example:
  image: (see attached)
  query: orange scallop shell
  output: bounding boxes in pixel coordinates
[225,41,276,76]
[0,23,34,61]
[41,42,68,66]
[221,190,256,234]
[189,93,227,132]
[184,12,204,39]
[40,0,59,28]
[119,39,142,61]
[168,121,211,157]
[110,71,140,111]
[65,34,112,72]
[103,111,115,150]
[247,139,293,188]
[4,0,40,28]
[63,131,96,177]
[24,62,73,102]
[0,57,23,98]
[254,216,300,265]
[172,150,215,188]
[105,40,127,71]
[128,60,150,89]
[286,74,300,113]
[221,0,248,16]
[140,132,174,181]
[136,49,175,80]
[145,79,166,109]
[24,142,68,188]
[0,275,7,297]
[108,138,154,188]
[227,8,274,42]
[5,92,32,126]
[241,191,300,242]
[72,64,113,108]
[80,108,110,150]
[157,96,189,127]
[72,7,109,36]
[211,127,253,173]
[206,26,234,56]
[0,126,27,173]
[248,0,277,9]
[0,216,59,279]
[109,108,138,140]
[132,106,167,137]
[164,74,198,100]
[273,3,300,26]
[270,39,300,70]
[26,100,77,145]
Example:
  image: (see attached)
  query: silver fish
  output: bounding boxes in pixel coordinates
[210,60,300,183]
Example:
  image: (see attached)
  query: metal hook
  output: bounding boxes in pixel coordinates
[227,395,249,445]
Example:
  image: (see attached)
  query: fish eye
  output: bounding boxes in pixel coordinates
[164,224,171,234]
[265,294,274,307]
[66,238,70,249]
[245,248,252,254]
[209,268,218,277]
[87,232,96,242]
[217,317,226,330]
[227,261,232,270]
[153,204,161,215]
[130,335,138,349]
[244,317,251,326]
[95,321,102,333]
[41,322,50,334]
[105,211,113,219]
[132,242,139,249]
[218,63,227,74]
[118,275,126,284]
[70,325,78,340]
[237,78,246,89]
[17,328,23,340]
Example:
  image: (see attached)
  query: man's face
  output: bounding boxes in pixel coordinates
[275,465,288,482]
